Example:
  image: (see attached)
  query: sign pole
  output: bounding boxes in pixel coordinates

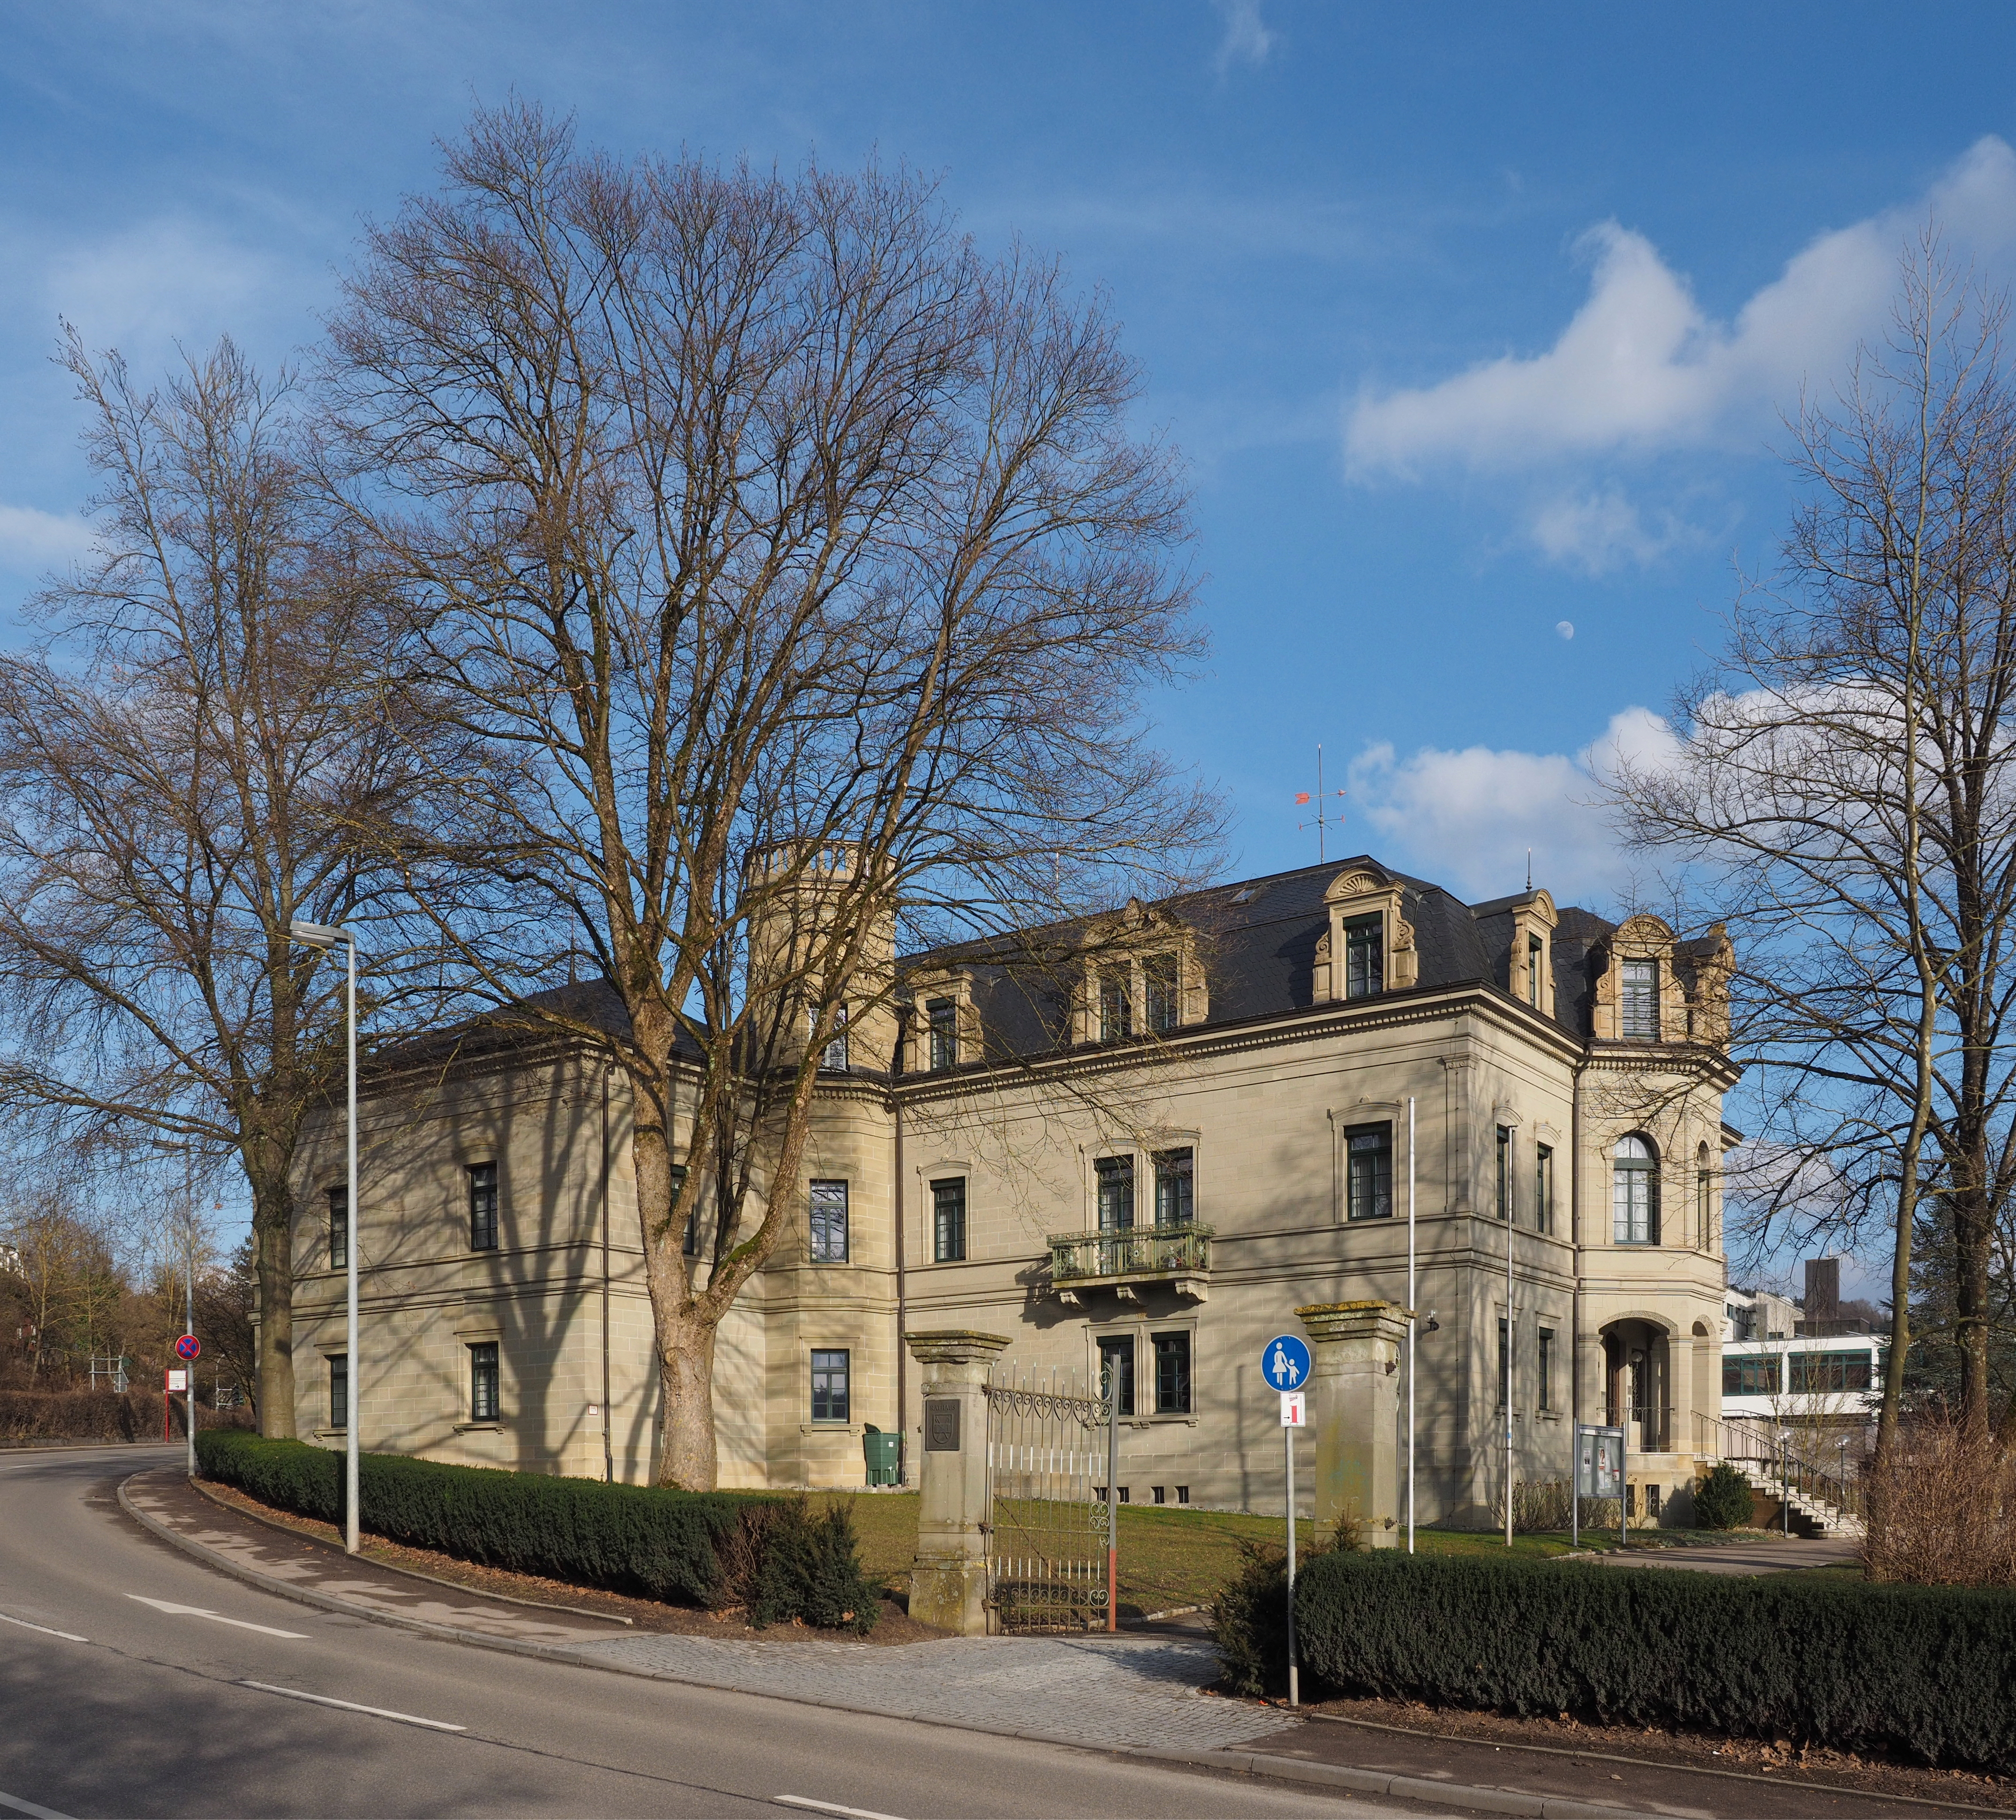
[184,1224,197,1480]
[1571,1426,1579,1549]
[1285,1413,1298,1708]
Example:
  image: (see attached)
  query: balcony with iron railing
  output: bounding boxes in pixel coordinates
[1047,1222,1213,1303]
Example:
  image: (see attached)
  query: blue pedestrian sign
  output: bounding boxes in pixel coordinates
[1261,1334,1311,1391]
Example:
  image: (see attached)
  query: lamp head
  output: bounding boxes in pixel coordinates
[290,920,345,950]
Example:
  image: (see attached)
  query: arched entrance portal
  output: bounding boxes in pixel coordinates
[1600,1319,1671,1453]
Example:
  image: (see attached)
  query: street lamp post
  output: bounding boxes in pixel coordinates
[291,919,359,1556]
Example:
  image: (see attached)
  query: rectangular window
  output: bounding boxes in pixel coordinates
[1497,1316,1509,1408]
[820,1004,849,1072]
[931,1178,967,1263]
[1537,1328,1554,1412]
[1152,1485,1166,1505]
[1721,1354,1783,1396]
[1095,1155,1135,1231]
[1527,935,1544,1007]
[1099,968,1132,1042]
[1535,1144,1554,1235]
[1697,1171,1712,1249]
[675,1162,697,1258]
[1496,1126,1513,1223]
[926,997,958,1071]
[1153,1147,1194,1228]
[468,1342,498,1423]
[1343,914,1384,998]
[810,1348,851,1422]
[327,1186,347,1271]
[1789,1351,1875,1394]
[1145,955,1178,1034]
[1621,959,1659,1040]
[1345,1123,1393,1221]
[1153,1331,1192,1415]
[329,1353,348,1430]
[809,1179,849,1262]
[1096,1334,1135,1416]
[468,1162,498,1252]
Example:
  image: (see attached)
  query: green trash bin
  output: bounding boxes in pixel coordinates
[863,1424,902,1488]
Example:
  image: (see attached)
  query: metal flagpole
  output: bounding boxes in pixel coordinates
[344,932,359,1557]
[1406,1096,1416,1555]
[1505,1166,1514,1549]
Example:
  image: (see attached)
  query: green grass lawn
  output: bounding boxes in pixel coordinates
[812,1494,1696,1615]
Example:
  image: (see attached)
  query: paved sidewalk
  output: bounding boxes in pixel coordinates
[121,1469,1289,1756]
[1589,1535,1861,1576]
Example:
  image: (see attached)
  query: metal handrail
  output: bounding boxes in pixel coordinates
[1048,1222,1214,1283]
[1692,1410,1863,1519]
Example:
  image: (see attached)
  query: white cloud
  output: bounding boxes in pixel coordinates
[40,217,284,362]
[1210,0,1274,73]
[0,503,91,571]
[1347,707,1677,904]
[1344,136,2016,478]
[1529,486,1701,575]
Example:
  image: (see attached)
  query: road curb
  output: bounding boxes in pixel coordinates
[113,1472,1661,1818]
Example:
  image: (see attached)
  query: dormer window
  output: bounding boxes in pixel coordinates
[1621,959,1659,1040]
[1344,915,1383,998]
[1099,968,1132,1042]
[1527,936,1543,1007]
[1145,955,1178,1034]
[926,997,958,1070]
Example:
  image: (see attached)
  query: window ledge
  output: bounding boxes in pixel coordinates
[453,1421,502,1433]
[312,1427,347,1440]
[801,1421,861,1434]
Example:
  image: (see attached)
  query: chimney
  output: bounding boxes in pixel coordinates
[1804,1256,1841,1323]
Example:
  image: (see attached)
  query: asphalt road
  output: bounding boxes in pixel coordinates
[0,1446,1433,1820]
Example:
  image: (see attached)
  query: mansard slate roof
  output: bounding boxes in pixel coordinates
[900,856,1659,1064]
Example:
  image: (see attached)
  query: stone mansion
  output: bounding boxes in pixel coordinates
[286,856,1740,1529]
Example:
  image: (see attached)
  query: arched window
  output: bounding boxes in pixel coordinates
[1613,1135,1660,1245]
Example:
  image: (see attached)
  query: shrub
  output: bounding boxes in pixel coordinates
[1294,1548,2016,1772]
[1866,1417,2016,1587]
[1490,1479,1573,1533]
[1212,1510,1362,1698]
[195,1430,879,1630]
[0,1389,167,1443]
[1692,1462,1753,1531]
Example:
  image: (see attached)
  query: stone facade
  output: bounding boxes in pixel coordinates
[286,857,1738,1527]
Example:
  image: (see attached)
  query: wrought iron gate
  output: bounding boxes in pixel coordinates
[983,1369,1112,1633]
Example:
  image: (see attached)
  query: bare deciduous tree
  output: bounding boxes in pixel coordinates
[1610,239,2016,1458]
[0,333,446,1433]
[326,105,1221,1488]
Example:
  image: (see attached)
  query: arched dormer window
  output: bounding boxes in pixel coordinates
[1613,1135,1660,1245]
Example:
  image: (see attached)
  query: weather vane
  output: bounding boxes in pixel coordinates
[1294,745,1347,862]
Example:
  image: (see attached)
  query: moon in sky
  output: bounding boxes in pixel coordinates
[1555,620,1575,640]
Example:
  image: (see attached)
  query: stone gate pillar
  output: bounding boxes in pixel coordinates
[1299,1300,1410,1548]
[904,1329,1009,1635]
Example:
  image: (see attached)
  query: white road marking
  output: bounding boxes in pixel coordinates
[126,1595,307,1639]
[239,1680,466,1732]
[0,1788,75,1820]
[774,1798,906,1820]
[0,1613,87,1645]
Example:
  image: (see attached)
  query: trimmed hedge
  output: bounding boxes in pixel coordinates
[196,1430,877,1631]
[1293,1550,2016,1772]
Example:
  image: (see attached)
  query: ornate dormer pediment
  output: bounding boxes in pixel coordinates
[1319,866,1416,999]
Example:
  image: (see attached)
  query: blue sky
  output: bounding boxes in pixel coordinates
[7,0,2016,924]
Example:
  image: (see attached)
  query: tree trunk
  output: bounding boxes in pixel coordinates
[251,1183,296,1440]
[657,1309,721,1493]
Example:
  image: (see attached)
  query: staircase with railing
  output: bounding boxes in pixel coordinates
[1691,1411,1865,1537]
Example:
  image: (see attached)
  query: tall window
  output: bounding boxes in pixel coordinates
[820,1004,849,1072]
[1343,914,1383,999]
[810,1349,850,1422]
[1527,935,1544,1007]
[469,1342,499,1422]
[1345,1124,1392,1221]
[675,1162,698,1258]
[329,1353,348,1430]
[1535,1144,1554,1235]
[327,1186,347,1271]
[1620,959,1659,1040]
[468,1162,498,1252]
[1496,1317,1510,1407]
[1613,1135,1659,1244]
[1099,968,1132,1042]
[1153,1332,1192,1415]
[1537,1328,1554,1412]
[810,1179,850,1262]
[1697,1168,1712,1251]
[926,997,958,1071]
[1145,956,1178,1034]
[1097,1335,1135,1416]
[1095,1155,1135,1231]
[1496,1126,1513,1223]
[932,1178,967,1262]
[1153,1148,1193,1228]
